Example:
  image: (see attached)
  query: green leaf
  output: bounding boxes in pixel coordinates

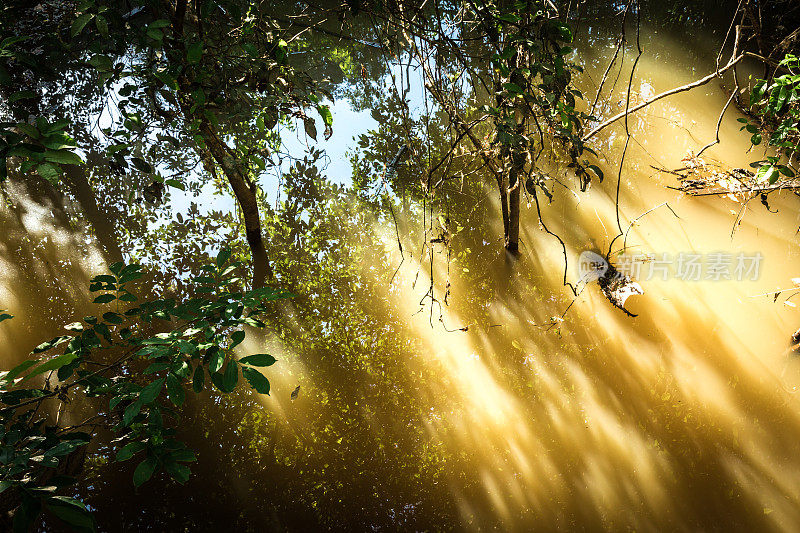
[102,311,123,324]
[32,336,70,354]
[16,123,39,139]
[71,13,94,37]
[166,373,185,406]
[192,365,204,392]
[43,149,83,166]
[95,14,109,38]
[223,360,238,391]
[147,27,164,41]
[20,353,78,384]
[171,449,197,462]
[239,354,276,367]
[44,438,88,457]
[230,330,245,348]
[0,311,13,323]
[165,178,184,190]
[116,441,146,462]
[503,82,524,94]
[242,367,270,395]
[133,457,157,487]
[164,461,191,483]
[93,293,115,304]
[317,105,333,127]
[149,19,171,29]
[756,164,778,184]
[138,378,164,404]
[37,163,60,184]
[187,41,203,64]
[208,349,224,373]
[130,157,152,173]
[1,359,37,384]
[122,401,141,426]
[46,496,95,529]
[216,247,231,268]
[9,90,35,103]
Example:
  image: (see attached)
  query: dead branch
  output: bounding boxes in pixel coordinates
[583,53,746,142]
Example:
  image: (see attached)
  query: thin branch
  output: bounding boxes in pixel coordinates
[583,54,746,142]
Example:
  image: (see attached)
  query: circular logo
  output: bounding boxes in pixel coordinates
[578,251,608,283]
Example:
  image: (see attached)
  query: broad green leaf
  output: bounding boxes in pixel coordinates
[116,441,146,462]
[37,163,60,184]
[166,373,185,406]
[138,378,164,404]
[71,13,94,37]
[44,149,83,166]
[95,15,109,38]
[171,449,197,462]
[230,330,245,348]
[165,178,184,190]
[149,19,171,29]
[756,164,778,184]
[222,360,238,391]
[209,349,224,373]
[20,353,78,384]
[122,401,142,426]
[133,457,157,487]
[242,367,270,395]
[503,82,524,94]
[16,123,39,139]
[130,157,152,173]
[1,359,37,384]
[304,117,317,140]
[102,311,123,324]
[43,438,88,457]
[216,247,231,268]
[0,311,13,323]
[93,293,115,304]
[46,496,95,529]
[318,104,333,127]
[164,461,191,483]
[239,354,276,367]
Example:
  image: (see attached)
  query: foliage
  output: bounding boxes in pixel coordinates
[741,53,800,183]
[0,249,284,530]
[480,0,599,188]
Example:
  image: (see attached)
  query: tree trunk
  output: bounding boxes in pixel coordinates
[195,121,273,289]
[498,174,510,241]
[506,170,521,255]
[504,102,526,255]
[170,0,271,289]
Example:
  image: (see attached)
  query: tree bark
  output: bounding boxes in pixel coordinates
[506,158,522,255]
[195,121,273,289]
